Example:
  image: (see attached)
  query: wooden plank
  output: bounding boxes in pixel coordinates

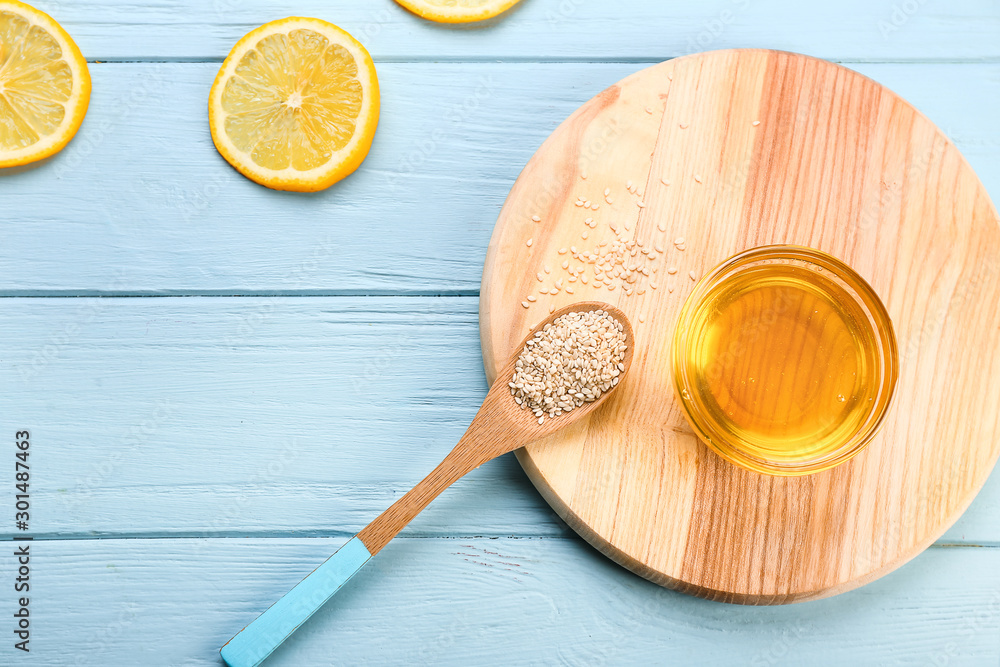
[1,62,997,296]
[31,0,1000,62]
[0,537,997,664]
[2,296,997,546]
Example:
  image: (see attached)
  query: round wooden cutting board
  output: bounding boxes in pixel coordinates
[479,49,1000,604]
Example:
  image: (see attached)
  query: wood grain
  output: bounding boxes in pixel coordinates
[1,62,999,296]
[4,537,999,666]
[31,0,1000,61]
[480,49,1000,604]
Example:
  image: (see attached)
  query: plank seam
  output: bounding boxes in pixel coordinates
[1,534,994,547]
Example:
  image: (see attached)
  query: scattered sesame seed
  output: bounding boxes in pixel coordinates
[527,296,537,302]
[521,301,530,308]
[526,238,533,247]
[540,288,549,294]
[549,304,556,313]
[655,243,664,253]
[657,223,667,232]
[604,188,611,196]
[531,215,541,222]
[752,120,760,126]
[566,286,575,294]
[645,106,653,114]
[627,180,633,189]
[674,237,685,245]
[581,171,588,179]
[639,314,645,323]
[637,201,646,208]
[668,287,674,293]
[668,267,678,274]
[591,203,600,210]
[650,281,658,289]
[533,207,671,301]
[679,122,689,129]
[694,174,702,183]
[605,196,613,204]
[660,177,671,186]
[689,270,697,280]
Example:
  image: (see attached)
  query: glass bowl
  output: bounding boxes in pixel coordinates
[672,245,899,476]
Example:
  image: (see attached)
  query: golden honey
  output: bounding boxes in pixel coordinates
[673,246,898,475]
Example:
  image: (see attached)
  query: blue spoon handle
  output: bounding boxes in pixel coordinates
[220,537,372,667]
[221,447,485,665]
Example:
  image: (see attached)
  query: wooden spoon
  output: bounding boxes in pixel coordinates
[221,301,635,667]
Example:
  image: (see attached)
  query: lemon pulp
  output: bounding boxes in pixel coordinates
[210,17,379,191]
[221,29,363,172]
[0,4,85,163]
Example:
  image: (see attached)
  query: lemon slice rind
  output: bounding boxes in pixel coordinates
[0,0,90,168]
[393,0,523,24]
[208,17,380,193]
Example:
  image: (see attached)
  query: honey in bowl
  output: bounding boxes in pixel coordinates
[672,245,898,475]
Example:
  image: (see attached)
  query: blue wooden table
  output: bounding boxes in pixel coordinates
[2,1,1000,664]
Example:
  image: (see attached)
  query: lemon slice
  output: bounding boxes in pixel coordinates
[0,0,90,168]
[394,0,523,23]
[209,17,379,193]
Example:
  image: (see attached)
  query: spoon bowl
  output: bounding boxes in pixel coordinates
[473,301,636,451]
